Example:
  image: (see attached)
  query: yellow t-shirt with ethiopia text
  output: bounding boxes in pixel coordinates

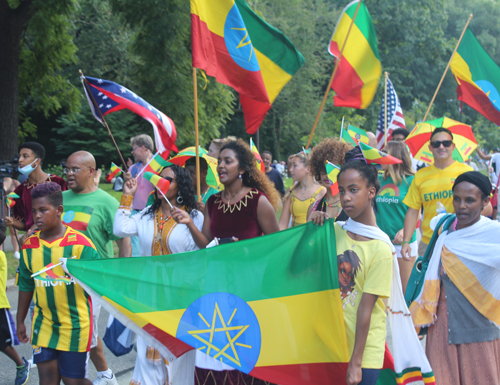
[403,161,472,244]
[335,223,392,369]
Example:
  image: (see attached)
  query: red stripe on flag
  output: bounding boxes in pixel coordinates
[455,76,500,126]
[142,323,194,358]
[250,362,348,385]
[329,41,363,109]
[63,221,89,232]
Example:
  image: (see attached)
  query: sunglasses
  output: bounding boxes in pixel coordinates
[164,176,176,183]
[430,140,453,149]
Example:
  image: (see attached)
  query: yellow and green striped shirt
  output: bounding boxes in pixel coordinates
[18,227,100,352]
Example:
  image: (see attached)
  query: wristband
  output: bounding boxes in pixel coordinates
[401,241,410,245]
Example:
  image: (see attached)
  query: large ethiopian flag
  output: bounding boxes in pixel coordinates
[450,28,500,126]
[191,0,304,134]
[329,0,382,109]
[65,221,349,384]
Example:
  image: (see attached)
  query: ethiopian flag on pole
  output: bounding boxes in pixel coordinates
[191,0,305,134]
[450,28,500,126]
[65,221,349,384]
[328,0,382,109]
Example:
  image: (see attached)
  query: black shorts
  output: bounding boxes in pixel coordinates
[0,308,17,350]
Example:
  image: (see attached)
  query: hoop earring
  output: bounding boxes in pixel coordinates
[177,193,184,204]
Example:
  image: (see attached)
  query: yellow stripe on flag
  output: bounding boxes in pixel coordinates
[331,13,382,108]
[190,0,234,37]
[124,289,347,366]
[255,48,293,103]
[72,212,91,224]
[450,52,482,92]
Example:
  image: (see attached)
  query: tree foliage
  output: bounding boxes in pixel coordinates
[4,0,500,165]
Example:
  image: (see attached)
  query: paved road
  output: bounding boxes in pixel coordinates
[1,284,136,385]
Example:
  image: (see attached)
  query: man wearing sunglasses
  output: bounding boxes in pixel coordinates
[401,127,473,259]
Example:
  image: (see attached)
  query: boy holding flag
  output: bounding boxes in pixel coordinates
[17,182,100,384]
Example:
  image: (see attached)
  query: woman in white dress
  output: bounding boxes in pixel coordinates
[114,165,203,385]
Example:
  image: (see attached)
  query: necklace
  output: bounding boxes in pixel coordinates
[224,186,244,205]
[154,210,171,244]
[325,200,341,208]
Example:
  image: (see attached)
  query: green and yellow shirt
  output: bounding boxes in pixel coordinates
[18,227,100,352]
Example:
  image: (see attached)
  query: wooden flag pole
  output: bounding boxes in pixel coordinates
[193,68,202,202]
[305,0,363,149]
[384,72,389,146]
[422,14,473,122]
[79,69,128,171]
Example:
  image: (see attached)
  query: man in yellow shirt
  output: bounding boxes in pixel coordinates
[401,128,473,258]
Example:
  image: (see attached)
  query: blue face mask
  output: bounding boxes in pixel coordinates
[18,159,39,176]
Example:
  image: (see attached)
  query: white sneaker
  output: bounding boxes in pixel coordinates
[27,357,36,369]
[93,373,118,385]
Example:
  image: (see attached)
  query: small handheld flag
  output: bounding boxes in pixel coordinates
[250,138,265,173]
[325,161,341,195]
[359,142,403,165]
[143,172,174,208]
[137,152,172,179]
[31,257,77,282]
[109,162,123,179]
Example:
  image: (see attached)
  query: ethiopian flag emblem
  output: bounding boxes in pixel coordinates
[191,0,304,134]
[65,221,350,384]
[62,206,94,231]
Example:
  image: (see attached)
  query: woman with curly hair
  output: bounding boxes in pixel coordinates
[113,164,203,385]
[279,151,326,229]
[306,138,353,224]
[173,139,280,385]
[174,138,280,247]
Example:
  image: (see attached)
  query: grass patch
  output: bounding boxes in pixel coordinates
[99,182,122,201]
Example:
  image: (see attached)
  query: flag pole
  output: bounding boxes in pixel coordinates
[305,0,363,149]
[384,71,389,147]
[422,14,473,122]
[79,69,128,171]
[193,68,202,202]
[339,116,345,141]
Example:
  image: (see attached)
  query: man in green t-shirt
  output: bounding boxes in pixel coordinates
[62,151,131,385]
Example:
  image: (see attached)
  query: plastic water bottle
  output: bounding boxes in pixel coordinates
[436,201,447,215]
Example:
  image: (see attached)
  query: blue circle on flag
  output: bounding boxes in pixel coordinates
[63,211,75,224]
[476,80,500,112]
[176,292,261,374]
[224,5,260,72]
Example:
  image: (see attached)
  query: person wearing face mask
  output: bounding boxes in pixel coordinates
[5,142,67,237]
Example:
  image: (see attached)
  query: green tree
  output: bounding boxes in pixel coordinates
[109,0,235,151]
[0,0,80,160]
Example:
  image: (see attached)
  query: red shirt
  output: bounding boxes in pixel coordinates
[206,188,264,241]
[13,175,68,230]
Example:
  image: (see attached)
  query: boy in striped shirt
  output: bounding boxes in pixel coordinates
[16,182,100,384]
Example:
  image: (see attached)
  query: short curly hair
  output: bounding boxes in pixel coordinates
[220,139,281,211]
[309,138,353,179]
[31,182,63,207]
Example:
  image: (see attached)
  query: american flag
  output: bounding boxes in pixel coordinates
[81,76,178,155]
[376,77,406,150]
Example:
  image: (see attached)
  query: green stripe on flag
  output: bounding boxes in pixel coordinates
[236,0,305,76]
[66,221,339,313]
[345,1,380,60]
[457,29,500,90]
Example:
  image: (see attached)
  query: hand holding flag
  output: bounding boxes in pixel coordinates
[143,172,173,208]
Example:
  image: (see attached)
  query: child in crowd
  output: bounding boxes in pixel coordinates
[0,223,30,384]
[16,182,100,385]
[335,158,393,385]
